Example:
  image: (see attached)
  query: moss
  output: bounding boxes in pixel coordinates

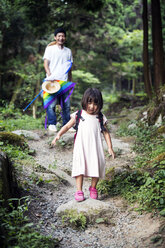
[62,210,87,230]
[152,152,165,162]
[0,132,27,149]
[157,126,165,134]
[105,167,115,180]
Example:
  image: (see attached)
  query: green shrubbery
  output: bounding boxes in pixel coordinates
[0,106,44,131]
[62,210,87,230]
[0,107,58,246]
[97,121,165,214]
[0,197,58,248]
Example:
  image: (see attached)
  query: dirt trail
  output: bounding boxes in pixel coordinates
[26,128,163,248]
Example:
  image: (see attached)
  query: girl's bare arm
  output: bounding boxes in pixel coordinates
[52,117,75,146]
[103,124,115,159]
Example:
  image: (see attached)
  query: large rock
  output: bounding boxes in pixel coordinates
[12,130,40,140]
[103,137,130,154]
[56,199,113,223]
[56,198,110,213]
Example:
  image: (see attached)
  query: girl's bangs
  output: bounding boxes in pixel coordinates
[87,97,99,104]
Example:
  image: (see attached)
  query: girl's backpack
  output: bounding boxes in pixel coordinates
[73,110,106,140]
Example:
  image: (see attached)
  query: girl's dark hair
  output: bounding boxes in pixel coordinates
[81,88,103,113]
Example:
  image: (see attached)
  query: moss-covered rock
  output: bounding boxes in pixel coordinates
[56,199,112,229]
[157,126,165,134]
[0,131,28,149]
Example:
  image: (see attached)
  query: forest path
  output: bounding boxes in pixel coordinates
[26,127,163,248]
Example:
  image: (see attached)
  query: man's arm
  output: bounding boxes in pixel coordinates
[44,59,51,76]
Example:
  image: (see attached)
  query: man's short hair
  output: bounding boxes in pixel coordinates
[54,27,66,37]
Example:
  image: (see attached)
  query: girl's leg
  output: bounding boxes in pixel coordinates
[75,175,83,191]
[91,177,99,188]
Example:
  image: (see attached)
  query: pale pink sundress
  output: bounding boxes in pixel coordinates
[71,110,107,179]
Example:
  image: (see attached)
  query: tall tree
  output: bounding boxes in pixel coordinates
[151,0,165,97]
[142,0,152,98]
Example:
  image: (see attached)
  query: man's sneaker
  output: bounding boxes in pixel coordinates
[75,191,85,202]
[48,124,57,132]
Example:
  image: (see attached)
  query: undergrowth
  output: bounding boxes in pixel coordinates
[0,109,59,246]
[0,197,58,248]
[62,210,87,230]
[97,121,165,214]
[0,106,44,131]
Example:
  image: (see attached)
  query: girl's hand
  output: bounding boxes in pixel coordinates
[108,148,115,159]
[51,134,60,146]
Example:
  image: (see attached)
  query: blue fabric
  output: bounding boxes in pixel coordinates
[46,91,70,126]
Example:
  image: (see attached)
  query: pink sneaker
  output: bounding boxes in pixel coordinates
[75,191,85,202]
[89,186,98,199]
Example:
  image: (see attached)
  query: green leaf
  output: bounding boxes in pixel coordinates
[159,209,165,216]
[159,198,164,205]
[95,218,105,224]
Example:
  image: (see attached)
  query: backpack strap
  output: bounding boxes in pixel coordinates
[74,110,85,141]
[97,112,106,133]
[74,110,82,131]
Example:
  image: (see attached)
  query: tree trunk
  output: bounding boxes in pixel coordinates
[112,75,116,92]
[142,0,152,98]
[151,0,165,97]
[132,77,136,95]
[9,78,22,107]
[0,151,19,205]
[32,78,40,119]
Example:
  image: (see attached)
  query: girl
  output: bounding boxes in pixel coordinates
[52,88,115,201]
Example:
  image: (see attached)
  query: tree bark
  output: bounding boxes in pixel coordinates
[132,77,136,95]
[151,0,165,97]
[32,78,40,119]
[142,0,152,98]
[9,78,22,107]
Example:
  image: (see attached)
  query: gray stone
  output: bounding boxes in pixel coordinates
[103,137,130,153]
[56,199,110,216]
[128,123,137,129]
[12,130,40,140]
[154,114,163,127]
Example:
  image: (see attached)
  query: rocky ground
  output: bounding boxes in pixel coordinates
[16,118,164,248]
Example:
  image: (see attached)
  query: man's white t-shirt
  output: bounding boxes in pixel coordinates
[43,45,73,81]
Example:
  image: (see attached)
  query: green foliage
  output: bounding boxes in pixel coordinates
[97,168,165,212]
[29,172,44,186]
[116,121,158,155]
[0,144,30,160]
[62,210,87,230]
[97,121,165,213]
[1,0,165,108]
[0,106,44,131]
[103,91,119,104]
[72,70,101,107]
[0,104,22,119]
[0,197,57,248]
[102,91,120,112]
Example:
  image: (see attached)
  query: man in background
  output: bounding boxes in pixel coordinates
[43,27,73,132]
